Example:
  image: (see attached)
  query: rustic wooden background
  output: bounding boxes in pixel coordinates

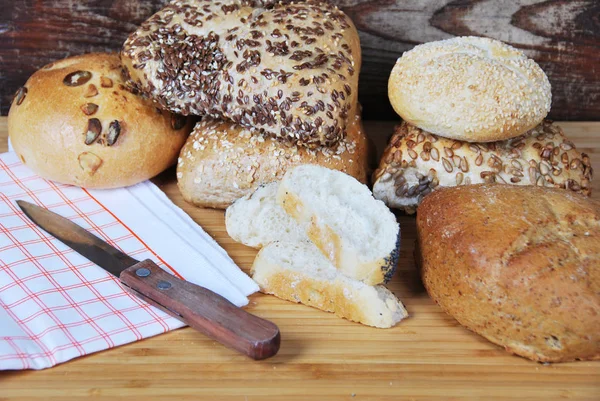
[1,0,599,121]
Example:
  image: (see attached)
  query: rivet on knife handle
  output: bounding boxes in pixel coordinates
[119,259,281,360]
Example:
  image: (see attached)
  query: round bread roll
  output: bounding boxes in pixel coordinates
[8,53,193,189]
[372,120,592,214]
[121,0,360,148]
[416,184,600,363]
[388,36,552,142]
[177,112,369,209]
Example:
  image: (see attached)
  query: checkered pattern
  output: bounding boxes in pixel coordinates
[0,152,257,370]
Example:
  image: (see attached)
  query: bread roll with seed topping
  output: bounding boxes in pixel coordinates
[177,111,369,209]
[372,121,592,214]
[416,184,600,362]
[121,0,360,148]
[8,53,193,189]
[388,36,551,142]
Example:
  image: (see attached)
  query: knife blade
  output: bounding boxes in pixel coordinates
[16,200,280,360]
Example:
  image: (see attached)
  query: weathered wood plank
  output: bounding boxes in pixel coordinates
[1,0,599,121]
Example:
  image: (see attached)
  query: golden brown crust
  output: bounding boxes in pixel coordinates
[121,0,361,148]
[388,36,551,142]
[373,121,593,213]
[416,184,600,362]
[177,112,369,209]
[7,52,193,189]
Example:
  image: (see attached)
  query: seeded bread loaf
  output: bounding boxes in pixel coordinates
[7,53,192,189]
[121,0,361,148]
[388,36,551,142]
[372,121,593,214]
[178,111,369,209]
[252,241,408,328]
[277,165,400,285]
[416,184,600,363]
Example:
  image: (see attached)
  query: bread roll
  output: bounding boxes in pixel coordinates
[252,241,408,329]
[388,36,551,142]
[8,53,193,189]
[277,165,400,285]
[121,0,361,148]
[416,184,600,363]
[177,112,369,209]
[372,121,592,214]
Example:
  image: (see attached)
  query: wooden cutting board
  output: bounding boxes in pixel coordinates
[1,117,599,400]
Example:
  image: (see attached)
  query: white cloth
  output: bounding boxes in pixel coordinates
[0,151,258,370]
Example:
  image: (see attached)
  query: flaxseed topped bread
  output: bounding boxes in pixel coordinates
[416,184,600,363]
[121,0,361,148]
[7,53,192,189]
[372,120,592,213]
[388,36,551,142]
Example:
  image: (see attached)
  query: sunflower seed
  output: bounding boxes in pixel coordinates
[84,84,98,98]
[444,147,453,158]
[442,157,453,173]
[14,87,27,105]
[431,177,440,187]
[106,120,121,146]
[85,118,102,145]
[408,149,418,160]
[528,167,537,183]
[539,161,551,175]
[560,142,573,151]
[64,70,92,86]
[536,176,545,186]
[451,141,462,150]
[406,140,416,149]
[423,142,432,152]
[78,152,102,175]
[455,172,463,185]
[420,151,430,161]
[396,183,408,197]
[511,160,523,171]
[100,76,113,88]
[80,103,98,116]
[570,158,582,170]
[452,155,461,167]
[480,171,495,183]
[430,147,439,161]
[510,177,521,183]
[406,185,418,197]
[459,157,469,173]
[391,149,402,163]
[378,172,392,183]
[475,153,483,166]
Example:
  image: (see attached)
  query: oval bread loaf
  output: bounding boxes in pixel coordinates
[178,112,369,209]
[372,121,593,214]
[8,53,193,189]
[388,36,551,142]
[277,165,400,285]
[121,0,361,148]
[416,184,600,363]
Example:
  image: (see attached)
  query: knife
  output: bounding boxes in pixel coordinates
[16,200,280,360]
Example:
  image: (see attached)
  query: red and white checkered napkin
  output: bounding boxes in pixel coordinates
[0,151,259,370]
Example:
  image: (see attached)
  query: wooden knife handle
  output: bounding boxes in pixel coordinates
[119,259,280,360]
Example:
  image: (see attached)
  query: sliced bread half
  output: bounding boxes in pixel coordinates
[277,164,401,285]
[225,182,306,248]
[252,241,408,328]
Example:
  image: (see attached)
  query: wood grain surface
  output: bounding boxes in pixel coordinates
[1,117,600,400]
[1,0,600,121]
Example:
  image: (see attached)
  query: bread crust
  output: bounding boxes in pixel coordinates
[388,36,551,142]
[373,121,592,213]
[177,112,369,209]
[121,0,361,148]
[7,53,193,189]
[416,184,600,363]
